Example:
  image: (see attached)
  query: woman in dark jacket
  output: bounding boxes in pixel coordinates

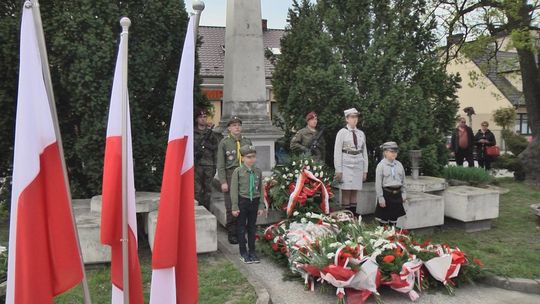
[474,121,497,170]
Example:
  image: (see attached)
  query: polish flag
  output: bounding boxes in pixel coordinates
[100,22,144,304]
[150,17,198,304]
[6,3,83,303]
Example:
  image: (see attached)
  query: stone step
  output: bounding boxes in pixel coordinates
[147,206,218,253]
[396,191,445,230]
[91,192,160,213]
[443,186,499,232]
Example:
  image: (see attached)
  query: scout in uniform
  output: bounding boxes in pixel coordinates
[333,108,368,213]
[374,141,406,226]
[194,108,219,209]
[217,116,252,244]
[231,145,265,264]
[290,111,326,162]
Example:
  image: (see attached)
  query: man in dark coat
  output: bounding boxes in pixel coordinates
[450,117,475,167]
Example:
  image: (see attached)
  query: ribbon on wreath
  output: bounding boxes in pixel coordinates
[286,168,330,216]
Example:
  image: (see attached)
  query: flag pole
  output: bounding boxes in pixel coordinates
[119,17,131,304]
[28,1,92,303]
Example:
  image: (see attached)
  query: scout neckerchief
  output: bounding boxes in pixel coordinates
[241,165,255,200]
[387,159,396,178]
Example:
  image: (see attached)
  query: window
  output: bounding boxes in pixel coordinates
[515,113,532,135]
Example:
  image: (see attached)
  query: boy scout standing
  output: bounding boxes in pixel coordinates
[290,111,326,162]
[231,145,265,263]
[194,109,219,209]
[217,117,252,244]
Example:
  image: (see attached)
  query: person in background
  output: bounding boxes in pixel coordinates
[194,108,219,209]
[231,145,265,264]
[374,142,406,227]
[334,108,368,214]
[290,111,326,162]
[450,117,475,167]
[474,121,496,170]
[217,117,252,244]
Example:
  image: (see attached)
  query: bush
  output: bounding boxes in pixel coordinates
[501,130,528,156]
[442,166,493,185]
[492,154,525,181]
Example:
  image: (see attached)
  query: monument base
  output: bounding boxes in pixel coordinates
[443,185,499,222]
[396,191,444,230]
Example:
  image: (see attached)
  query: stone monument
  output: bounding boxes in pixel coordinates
[220,0,283,172]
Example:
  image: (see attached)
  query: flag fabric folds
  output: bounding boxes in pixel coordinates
[6,3,83,303]
[150,17,198,304]
[100,22,144,304]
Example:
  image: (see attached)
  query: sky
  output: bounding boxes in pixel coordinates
[185,0,299,29]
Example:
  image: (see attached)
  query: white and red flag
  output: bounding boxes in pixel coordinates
[150,17,198,304]
[6,2,83,303]
[100,20,144,304]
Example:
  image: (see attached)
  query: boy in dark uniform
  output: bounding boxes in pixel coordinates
[194,109,219,209]
[231,145,265,263]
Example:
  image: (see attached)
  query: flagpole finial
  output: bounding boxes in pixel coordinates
[193,0,205,12]
[120,17,131,32]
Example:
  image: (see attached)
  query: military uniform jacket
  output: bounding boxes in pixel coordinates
[194,127,219,166]
[217,134,252,183]
[290,127,326,160]
[375,158,406,201]
[230,165,265,211]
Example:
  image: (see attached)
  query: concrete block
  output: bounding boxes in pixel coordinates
[91,192,160,214]
[147,206,218,253]
[75,211,111,264]
[405,176,447,193]
[443,186,499,222]
[72,198,91,216]
[333,183,376,215]
[396,191,444,229]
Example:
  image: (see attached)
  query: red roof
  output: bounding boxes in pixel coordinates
[198,26,285,78]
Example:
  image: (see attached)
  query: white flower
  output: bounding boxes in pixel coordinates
[314,172,319,177]
[295,169,299,174]
[288,173,293,177]
[382,243,397,251]
[327,253,336,259]
[282,174,287,179]
[310,213,322,219]
[293,211,300,216]
[305,160,309,165]
[345,240,353,246]
[273,236,280,243]
[329,242,341,248]
[301,217,308,223]
[320,171,324,178]
[285,167,289,171]
[0,246,6,254]
[292,161,296,166]
[295,174,299,178]
[305,212,312,217]
[281,185,286,189]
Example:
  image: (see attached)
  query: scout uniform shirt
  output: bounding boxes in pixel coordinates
[217,134,252,183]
[230,165,265,211]
[375,158,407,201]
[290,127,326,160]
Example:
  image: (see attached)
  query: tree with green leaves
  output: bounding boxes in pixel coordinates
[0,0,207,198]
[274,0,461,176]
[433,0,540,184]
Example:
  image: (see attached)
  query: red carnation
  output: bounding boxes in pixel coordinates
[382,255,395,263]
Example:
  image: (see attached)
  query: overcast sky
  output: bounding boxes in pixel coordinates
[185,0,300,29]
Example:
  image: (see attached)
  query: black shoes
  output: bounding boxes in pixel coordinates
[249,253,260,264]
[228,235,238,244]
[240,253,252,264]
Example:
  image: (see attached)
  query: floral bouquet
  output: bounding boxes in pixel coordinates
[264,156,334,216]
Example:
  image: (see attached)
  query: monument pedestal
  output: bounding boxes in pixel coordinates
[443,185,499,232]
[396,191,445,230]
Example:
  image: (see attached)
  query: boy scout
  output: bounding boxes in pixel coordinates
[231,145,265,263]
[194,108,219,209]
[290,111,326,162]
[217,116,252,244]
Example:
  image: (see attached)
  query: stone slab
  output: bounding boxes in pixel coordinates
[74,211,111,264]
[209,192,284,226]
[396,191,444,229]
[530,204,540,217]
[332,183,376,215]
[91,192,160,214]
[443,186,499,222]
[147,206,218,253]
[404,176,447,193]
[445,218,493,232]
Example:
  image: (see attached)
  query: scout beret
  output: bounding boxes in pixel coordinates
[305,111,317,122]
[240,145,257,156]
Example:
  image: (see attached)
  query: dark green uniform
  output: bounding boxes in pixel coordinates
[290,127,326,161]
[230,165,265,211]
[194,127,219,209]
[217,134,252,237]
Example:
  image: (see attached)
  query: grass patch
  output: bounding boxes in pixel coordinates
[424,179,540,279]
[53,249,256,303]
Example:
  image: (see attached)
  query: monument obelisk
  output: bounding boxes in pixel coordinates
[221,0,283,172]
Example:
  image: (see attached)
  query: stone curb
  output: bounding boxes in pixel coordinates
[216,228,271,304]
[483,275,540,295]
